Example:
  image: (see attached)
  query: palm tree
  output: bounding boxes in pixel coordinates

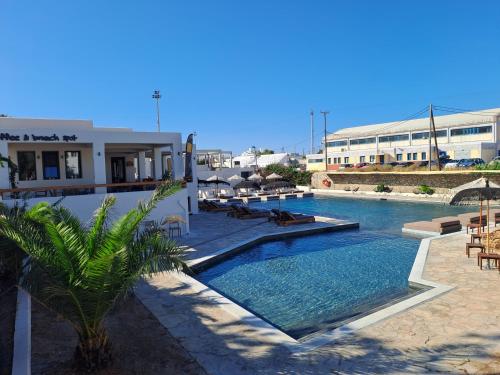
[0,181,187,370]
[0,201,26,284]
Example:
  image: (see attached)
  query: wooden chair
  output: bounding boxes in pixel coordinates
[466,243,485,258]
[477,252,500,271]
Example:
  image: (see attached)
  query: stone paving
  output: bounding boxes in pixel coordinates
[136,213,500,375]
[178,211,356,265]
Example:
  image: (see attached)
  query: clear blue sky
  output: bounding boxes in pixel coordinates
[1,0,500,154]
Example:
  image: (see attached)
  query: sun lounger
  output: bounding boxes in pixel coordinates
[273,210,315,226]
[202,200,233,212]
[403,218,462,235]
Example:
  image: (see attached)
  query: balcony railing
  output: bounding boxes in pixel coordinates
[0,180,186,200]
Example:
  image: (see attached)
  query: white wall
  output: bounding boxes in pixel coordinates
[7,143,95,188]
[5,188,191,234]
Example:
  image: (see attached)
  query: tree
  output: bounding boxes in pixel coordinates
[0,181,187,370]
[257,149,274,156]
[262,164,312,186]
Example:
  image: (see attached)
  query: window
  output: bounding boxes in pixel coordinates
[349,137,376,146]
[412,152,418,160]
[327,158,331,164]
[396,153,402,161]
[407,153,412,161]
[421,152,427,160]
[450,126,492,136]
[42,151,60,180]
[369,155,375,163]
[17,151,36,181]
[411,130,447,140]
[344,157,350,164]
[378,134,409,143]
[308,158,323,163]
[326,140,347,147]
[65,151,82,179]
[360,155,366,162]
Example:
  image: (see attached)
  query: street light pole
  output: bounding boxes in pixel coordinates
[321,111,330,172]
[252,145,258,172]
[152,90,161,132]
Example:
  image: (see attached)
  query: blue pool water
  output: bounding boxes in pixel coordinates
[196,196,470,339]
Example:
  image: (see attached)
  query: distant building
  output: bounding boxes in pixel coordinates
[232,152,290,169]
[306,108,500,171]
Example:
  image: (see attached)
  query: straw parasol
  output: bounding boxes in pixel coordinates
[234,181,260,190]
[450,178,500,252]
[248,173,263,181]
[227,174,244,186]
[266,172,283,180]
[262,180,296,191]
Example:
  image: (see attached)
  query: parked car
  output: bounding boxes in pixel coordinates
[457,158,485,168]
[354,162,369,168]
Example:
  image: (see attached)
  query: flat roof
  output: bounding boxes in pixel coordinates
[328,108,500,140]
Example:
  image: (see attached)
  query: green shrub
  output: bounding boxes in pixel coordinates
[417,184,435,195]
[374,183,391,193]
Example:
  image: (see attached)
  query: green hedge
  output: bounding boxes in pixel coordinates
[262,164,312,186]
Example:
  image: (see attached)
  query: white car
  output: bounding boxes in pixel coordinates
[444,160,460,169]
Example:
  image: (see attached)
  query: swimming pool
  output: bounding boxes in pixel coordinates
[196,196,470,339]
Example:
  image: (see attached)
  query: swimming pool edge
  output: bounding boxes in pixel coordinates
[135,221,459,356]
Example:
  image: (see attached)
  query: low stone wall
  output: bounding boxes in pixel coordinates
[312,171,500,194]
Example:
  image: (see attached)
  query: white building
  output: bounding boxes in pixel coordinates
[0,117,198,232]
[306,108,500,171]
[232,151,291,169]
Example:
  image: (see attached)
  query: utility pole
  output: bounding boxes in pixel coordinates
[310,109,314,154]
[321,111,330,172]
[152,90,161,132]
[252,145,258,172]
[428,103,432,171]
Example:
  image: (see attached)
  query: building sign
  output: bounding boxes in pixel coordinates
[0,133,78,142]
[184,133,194,182]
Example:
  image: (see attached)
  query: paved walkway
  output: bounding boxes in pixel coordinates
[136,214,500,374]
[178,211,356,265]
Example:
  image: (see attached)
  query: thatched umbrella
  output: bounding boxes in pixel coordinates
[450,178,500,252]
[248,173,263,181]
[266,172,283,180]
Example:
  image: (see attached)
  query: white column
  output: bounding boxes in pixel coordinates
[172,144,184,180]
[0,142,10,191]
[153,147,162,180]
[138,151,146,180]
[93,141,107,194]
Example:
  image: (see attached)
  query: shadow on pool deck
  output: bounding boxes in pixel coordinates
[136,275,500,375]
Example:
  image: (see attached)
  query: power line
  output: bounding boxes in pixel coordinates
[433,105,500,117]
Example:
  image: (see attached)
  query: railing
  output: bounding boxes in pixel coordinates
[0,180,187,199]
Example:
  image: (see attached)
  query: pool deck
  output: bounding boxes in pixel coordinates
[135,213,500,374]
